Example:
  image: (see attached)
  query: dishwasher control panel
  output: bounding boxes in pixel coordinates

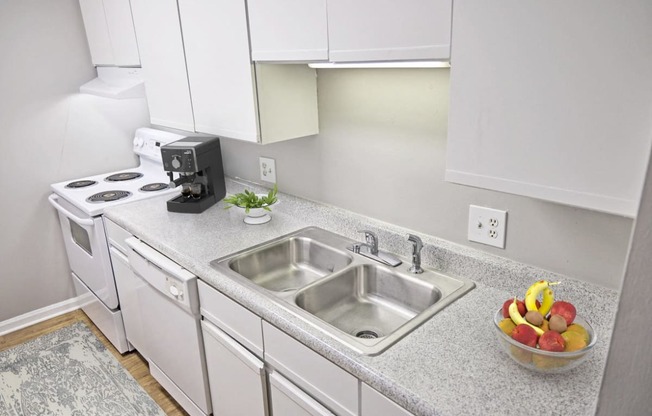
[166,278,184,301]
[126,237,199,315]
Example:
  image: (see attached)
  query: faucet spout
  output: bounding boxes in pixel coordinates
[347,229,401,267]
[407,234,424,274]
[358,230,379,255]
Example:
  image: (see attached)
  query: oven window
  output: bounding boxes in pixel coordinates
[70,221,92,255]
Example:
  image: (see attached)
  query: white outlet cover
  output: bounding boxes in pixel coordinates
[468,205,507,249]
[259,157,276,183]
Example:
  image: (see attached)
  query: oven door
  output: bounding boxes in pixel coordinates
[49,194,119,310]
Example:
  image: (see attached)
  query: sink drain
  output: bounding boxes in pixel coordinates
[355,330,380,339]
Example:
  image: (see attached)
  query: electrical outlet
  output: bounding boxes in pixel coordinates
[259,157,276,183]
[468,205,507,248]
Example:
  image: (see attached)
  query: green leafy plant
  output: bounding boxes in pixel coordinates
[224,184,278,214]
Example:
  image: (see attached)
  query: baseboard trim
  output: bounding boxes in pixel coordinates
[0,297,84,337]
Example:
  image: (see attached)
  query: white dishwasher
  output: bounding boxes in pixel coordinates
[126,237,212,416]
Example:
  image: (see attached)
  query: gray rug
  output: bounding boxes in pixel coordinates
[0,322,165,416]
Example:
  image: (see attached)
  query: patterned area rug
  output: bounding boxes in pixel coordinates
[0,322,165,416]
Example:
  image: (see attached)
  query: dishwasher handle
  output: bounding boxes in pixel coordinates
[126,237,194,281]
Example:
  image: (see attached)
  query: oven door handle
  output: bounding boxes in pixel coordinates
[48,194,94,227]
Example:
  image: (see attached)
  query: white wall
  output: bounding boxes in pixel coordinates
[0,0,149,321]
[221,68,633,289]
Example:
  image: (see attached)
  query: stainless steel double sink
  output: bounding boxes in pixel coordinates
[211,227,475,355]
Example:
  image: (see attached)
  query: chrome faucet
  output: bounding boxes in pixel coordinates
[360,230,379,255]
[348,230,402,267]
[407,234,424,274]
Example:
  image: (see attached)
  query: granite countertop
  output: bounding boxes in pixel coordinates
[104,178,619,416]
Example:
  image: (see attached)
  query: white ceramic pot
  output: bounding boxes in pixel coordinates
[236,195,278,225]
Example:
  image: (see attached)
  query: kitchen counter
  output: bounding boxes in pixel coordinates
[105,178,619,416]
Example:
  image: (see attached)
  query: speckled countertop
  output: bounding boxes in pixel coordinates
[104,178,619,416]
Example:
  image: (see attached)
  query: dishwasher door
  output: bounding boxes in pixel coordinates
[126,237,212,416]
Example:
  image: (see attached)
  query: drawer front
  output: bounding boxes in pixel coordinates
[361,383,413,416]
[198,280,264,357]
[263,321,358,416]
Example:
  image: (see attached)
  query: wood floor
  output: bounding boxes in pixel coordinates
[0,309,188,416]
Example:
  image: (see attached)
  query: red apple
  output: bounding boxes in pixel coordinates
[511,324,539,347]
[502,299,526,318]
[550,301,577,325]
[539,330,566,352]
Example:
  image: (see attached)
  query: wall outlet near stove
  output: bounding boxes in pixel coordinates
[468,205,507,249]
[259,157,276,183]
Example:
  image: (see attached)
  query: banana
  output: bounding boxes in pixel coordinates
[509,297,544,336]
[525,280,560,315]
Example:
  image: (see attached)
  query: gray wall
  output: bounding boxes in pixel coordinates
[221,68,632,289]
[0,0,148,322]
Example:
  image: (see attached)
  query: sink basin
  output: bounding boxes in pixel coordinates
[295,264,441,339]
[214,228,354,292]
[211,227,475,355]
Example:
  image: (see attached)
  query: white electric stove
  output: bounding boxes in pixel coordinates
[49,127,186,353]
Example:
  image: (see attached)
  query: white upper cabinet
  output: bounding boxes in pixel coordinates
[78,0,140,66]
[447,1,652,217]
[130,0,195,132]
[179,0,259,141]
[246,0,452,63]
[248,0,328,62]
[327,0,452,62]
[132,0,318,143]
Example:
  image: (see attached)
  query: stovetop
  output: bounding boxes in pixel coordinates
[50,128,187,217]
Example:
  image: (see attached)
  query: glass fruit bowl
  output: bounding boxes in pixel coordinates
[493,308,597,373]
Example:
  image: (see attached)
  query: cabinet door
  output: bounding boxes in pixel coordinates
[327,0,452,62]
[269,371,335,416]
[178,0,259,142]
[201,320,267,416]
[361,383,412,416]
[130,0,195,132]
[79,0,113,65]
[248,0,328,62]
[103,0,140,66]
[446,1,652,217]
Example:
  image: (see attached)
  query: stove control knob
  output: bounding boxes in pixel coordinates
[171,155,182,169]
[133,137,144,148]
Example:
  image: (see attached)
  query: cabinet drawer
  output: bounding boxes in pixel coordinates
[361,383,413,416]
[263,321,358,416]
[198,280,264,357]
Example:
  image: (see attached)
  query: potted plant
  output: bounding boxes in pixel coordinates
[224,184,278,224]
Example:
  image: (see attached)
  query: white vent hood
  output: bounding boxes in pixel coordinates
[80,67,145,99]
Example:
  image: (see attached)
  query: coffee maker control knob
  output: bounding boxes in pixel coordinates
[171,155,182,169]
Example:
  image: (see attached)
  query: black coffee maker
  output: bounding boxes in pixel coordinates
[160,136,226,213]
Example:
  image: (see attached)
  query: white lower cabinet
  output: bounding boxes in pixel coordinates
[198,281,268,414]
[269,371,334,416]
[201,320,267,416]
[361,383,413,416]
[263,321,359,416]
[197,281,415,416]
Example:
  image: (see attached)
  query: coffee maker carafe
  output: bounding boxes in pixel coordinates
[160,136,226,213]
